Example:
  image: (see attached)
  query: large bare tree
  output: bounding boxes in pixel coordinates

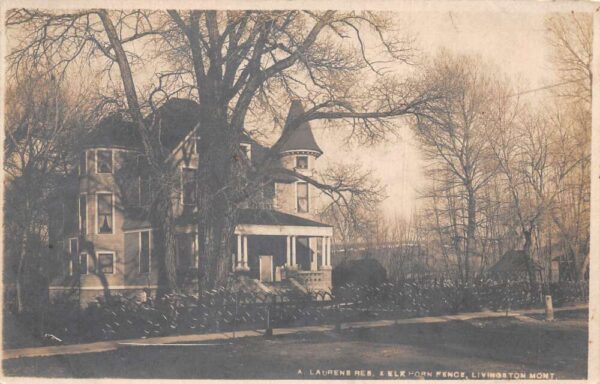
[4,72,93,313]
[413,52,499,282]
[7,10,439,291]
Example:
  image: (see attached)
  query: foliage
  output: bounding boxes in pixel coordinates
[8,278,586,347]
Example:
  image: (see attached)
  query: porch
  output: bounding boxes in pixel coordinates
[233,210,333,291]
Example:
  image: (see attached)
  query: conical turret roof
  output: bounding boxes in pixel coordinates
[279,100,323,156]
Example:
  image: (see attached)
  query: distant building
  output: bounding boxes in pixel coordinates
[488,250,543,280]
[51,99,333,305]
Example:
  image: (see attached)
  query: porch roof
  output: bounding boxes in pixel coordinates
[236,209,332,237]
[123,209,333,237]
[238,209,330,227]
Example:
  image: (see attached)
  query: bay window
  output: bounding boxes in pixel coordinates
[97,193,113,234]
[96,150,113,174]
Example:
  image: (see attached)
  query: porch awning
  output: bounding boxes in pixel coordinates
[236,209,333,237]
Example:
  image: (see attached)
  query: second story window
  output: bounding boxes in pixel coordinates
[240,143,251,161]
[79,152,87,176]
[97,193,113,234]
[296,155,308,169]
[139,231,151,274]
[297,181,309,213]
[139,175,152,207]
[69,238,78,276]
[78,195,87,235]
[96,150,113,174]
[182,168,196,206]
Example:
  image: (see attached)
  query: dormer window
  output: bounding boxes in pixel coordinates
[96,150,113,174]
[240,143,251,161]
[296,155,308,169]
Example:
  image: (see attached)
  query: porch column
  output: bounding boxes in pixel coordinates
[291,236,297,268]
[328,237,332,266]
[236,234,243,270]
[286,236,291,266]
[243,235,249,269]
[310,238,319,271]
[321,237,327,268]
[326,237,332,268]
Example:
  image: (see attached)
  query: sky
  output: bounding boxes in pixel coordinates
[312,8,558,219]
[3,3,587,221]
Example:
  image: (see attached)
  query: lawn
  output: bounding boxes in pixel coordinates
[3,309,588,379]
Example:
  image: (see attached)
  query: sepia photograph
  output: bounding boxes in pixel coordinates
[0,0,596,381]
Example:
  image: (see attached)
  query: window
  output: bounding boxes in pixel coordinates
[176,234,195,269]
[78,195,87,235]
[137,156,152,207]
[139,176,152,207]
[97,193,113,234]
[96,150,113,173]
[97,253,114,274]
[69,238,78,276]
[182,168,196,206]
[79,253,88,275]
[240,143,251,160]
[139,231,151,274]
[192,136,201,154]
[297,182,309,213]
[296,155,308,169]
[79,153,87,176]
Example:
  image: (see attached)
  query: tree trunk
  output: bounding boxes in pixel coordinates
[153,186,178,296]
[465,188,476,282]
[196,105,238,290]
[16,229,28,314]
[577,250,589,281]
[523,229,538,296]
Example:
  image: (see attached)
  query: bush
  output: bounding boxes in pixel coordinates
[17,278,587,347]
[333,258,387,287]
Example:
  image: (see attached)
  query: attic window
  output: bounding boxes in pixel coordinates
[296,156,308,169]
[192,136,201,154]
[96,150,113,174]
[240,143,251,160]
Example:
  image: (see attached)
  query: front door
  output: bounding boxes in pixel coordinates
[259,255,273,283]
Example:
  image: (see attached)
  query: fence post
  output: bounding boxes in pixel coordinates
[545,295,554,321]
[265,295,275,337]
[233,291,239,340]
[334,302,342,332]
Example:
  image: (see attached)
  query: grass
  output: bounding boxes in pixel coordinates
[3,309,588,379]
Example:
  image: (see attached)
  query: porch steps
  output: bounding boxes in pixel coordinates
[234,276,308,297]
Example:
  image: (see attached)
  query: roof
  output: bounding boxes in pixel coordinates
[86,99,323,160]
[488,250,542,275]
[122,214,151,231]
[146,98,201,151]
[171,209,331,229]
[85,113,142,150]
[238,209,331,227]
[279,100,323,155]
